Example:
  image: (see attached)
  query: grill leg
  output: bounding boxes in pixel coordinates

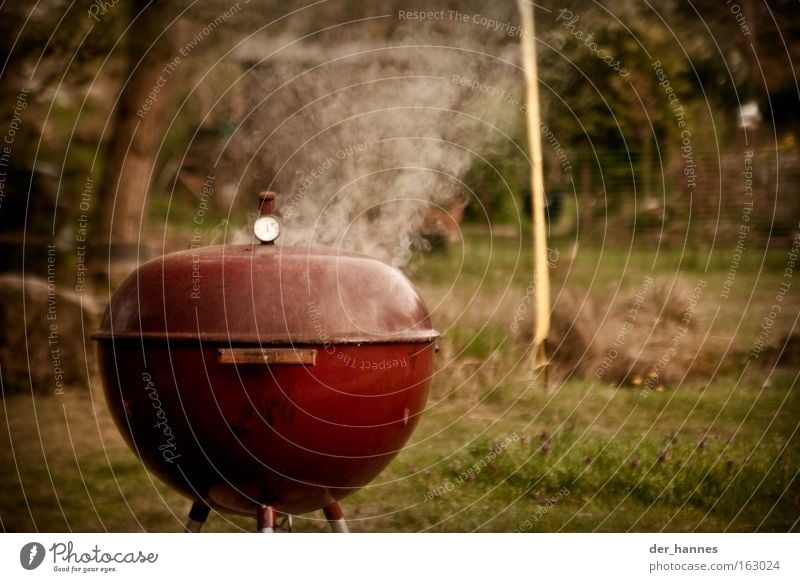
[323,502,350,533]
[185,501,210,533]
[274,513,293,532]
[256,505,276,533]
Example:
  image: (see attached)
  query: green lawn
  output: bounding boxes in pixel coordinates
[2,229,798,532]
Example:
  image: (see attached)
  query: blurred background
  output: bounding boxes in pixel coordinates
[0,0,798,532]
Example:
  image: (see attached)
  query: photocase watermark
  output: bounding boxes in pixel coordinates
[336,352,409,371]
[452,75,573,173]
[423,433,520,501]
[74,177,94,293]
[189,174,215,300]
[142,372,181,464]
[46,243,66,396]
[397,10,450,22]
[137,2,249,118]
[45,541,158,574]
[725,0,752,36]
[720,150,754,300]
[540,123,573,173]
[137,55,181,119]
[305,301,410,369]
[179,1,250,57]
[640,279,707,397]
[451,10,522,37]
[781,226,800,282]
[555,9,628,76]
[87,0,122,22]
[749,222,799,360]
[652,60,696,191]
[307,300,336,355]
[514,486,570,531]
[397,9,522,37]
[452,74,513,103]
[284,141,371,220]
[595,275,654,379]
[20,542,46,570]
[0,88,29,215]
[510,248,560,332]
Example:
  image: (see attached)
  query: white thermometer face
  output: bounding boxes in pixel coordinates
[254,215,281,243]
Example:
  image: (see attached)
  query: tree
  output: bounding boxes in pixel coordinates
[94,1,183,269]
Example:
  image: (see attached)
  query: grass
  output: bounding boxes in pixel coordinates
[342,370,799,533]
[1,229,798,532]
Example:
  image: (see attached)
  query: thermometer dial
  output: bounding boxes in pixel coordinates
[254,215,281,243]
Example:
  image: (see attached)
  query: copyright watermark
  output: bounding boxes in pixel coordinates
[398,9,522,37]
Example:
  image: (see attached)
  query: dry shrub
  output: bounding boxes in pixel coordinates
[513,289,592,383]
[515,276,728,387]
[756,332,800,372]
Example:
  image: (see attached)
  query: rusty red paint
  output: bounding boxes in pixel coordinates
[93,239,438,516]
[93,244,437,344]
[258,191,276,215]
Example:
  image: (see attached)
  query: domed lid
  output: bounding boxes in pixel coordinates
[94,213,438,344]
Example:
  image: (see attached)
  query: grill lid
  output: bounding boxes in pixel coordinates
[94,193,438,344]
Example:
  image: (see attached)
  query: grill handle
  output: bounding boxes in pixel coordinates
[217,348,317,366]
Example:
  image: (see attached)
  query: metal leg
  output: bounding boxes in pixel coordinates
[185,501,210,533]
[274,513,293,533]
[256,505,276,533]
[323,501,350,533]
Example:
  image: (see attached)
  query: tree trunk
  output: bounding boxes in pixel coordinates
[641,124,653,201]
[94,1,178,265]
[579,151,592,234]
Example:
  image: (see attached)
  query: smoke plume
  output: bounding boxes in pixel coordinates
[231,18,523,263]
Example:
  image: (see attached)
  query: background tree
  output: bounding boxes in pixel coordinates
[94,1,185,269]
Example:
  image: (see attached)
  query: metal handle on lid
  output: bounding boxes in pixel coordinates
[258,191,276,215]
[217,348,316,366]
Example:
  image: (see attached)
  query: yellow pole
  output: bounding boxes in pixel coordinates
[517,0,550,386]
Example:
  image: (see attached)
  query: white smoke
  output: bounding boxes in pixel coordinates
[231,21,523,262]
